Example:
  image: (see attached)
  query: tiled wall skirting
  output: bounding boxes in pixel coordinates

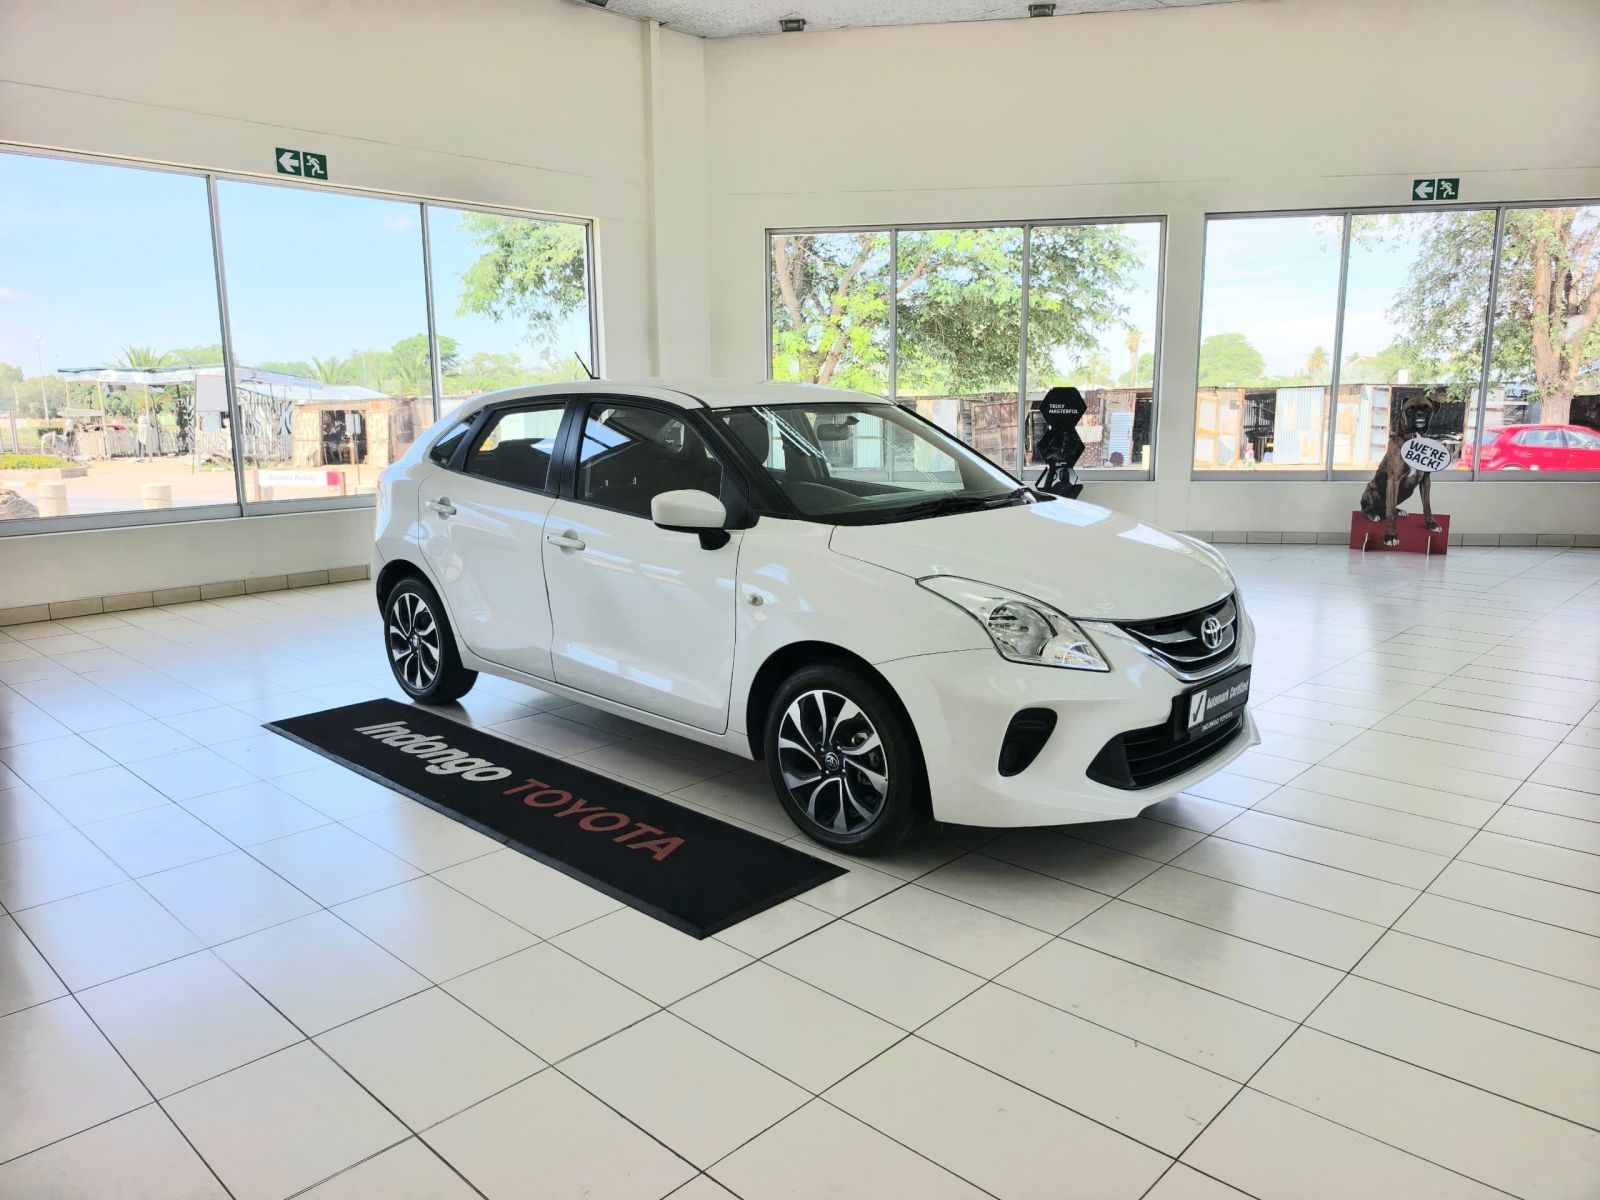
[2,565,371,627]
[1183,531,1598,548]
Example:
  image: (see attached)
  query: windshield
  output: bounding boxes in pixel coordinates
[717,401,1029,524]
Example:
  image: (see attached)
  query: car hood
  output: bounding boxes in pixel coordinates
[828,499,1233,621]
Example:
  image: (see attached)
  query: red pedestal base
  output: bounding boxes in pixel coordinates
[1349,511,1449,554]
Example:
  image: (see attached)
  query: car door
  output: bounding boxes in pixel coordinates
[1565,428,1600,470]
[417,399,571,680]
[1514,428,1565,469]
[541,399,741,732]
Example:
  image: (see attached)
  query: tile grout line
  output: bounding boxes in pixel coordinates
[1137,549,1599,1198]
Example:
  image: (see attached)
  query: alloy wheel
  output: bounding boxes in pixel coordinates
[776,688,890,834]
[387,590,441,692]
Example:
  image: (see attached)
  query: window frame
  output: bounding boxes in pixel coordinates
[0,140,600,537]
[1192,200,1600,484]
[452,399,575,498]
[765,215,1167,483]
[558,396,746,525]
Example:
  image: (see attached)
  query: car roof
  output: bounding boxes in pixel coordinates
[442,378,881,420]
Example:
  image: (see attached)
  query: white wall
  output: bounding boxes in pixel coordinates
[703,0,1600,535]
[1,0,711,607]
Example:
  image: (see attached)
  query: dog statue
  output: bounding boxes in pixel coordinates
[1359,394,1443,546]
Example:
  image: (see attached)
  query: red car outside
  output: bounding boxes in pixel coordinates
[1462,424,1600,471]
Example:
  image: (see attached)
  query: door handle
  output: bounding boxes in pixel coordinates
[426,498,457,517]
[546,532,587,552]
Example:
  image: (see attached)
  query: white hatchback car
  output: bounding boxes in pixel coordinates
[373,380,1258,854]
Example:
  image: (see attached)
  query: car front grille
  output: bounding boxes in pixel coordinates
[1115,594,1237,677]
[1086,711,1246,791]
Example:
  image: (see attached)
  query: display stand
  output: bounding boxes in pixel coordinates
[1348,511,1449,554]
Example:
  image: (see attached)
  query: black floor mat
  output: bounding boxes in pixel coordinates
[266,698,843,938]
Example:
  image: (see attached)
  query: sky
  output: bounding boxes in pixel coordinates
[1200,214,1437,376]
[0,150,592,380]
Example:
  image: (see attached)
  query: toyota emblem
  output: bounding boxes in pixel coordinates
[1199,615,1224,651]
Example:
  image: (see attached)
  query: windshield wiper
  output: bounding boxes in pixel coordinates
[883,487,1030,522]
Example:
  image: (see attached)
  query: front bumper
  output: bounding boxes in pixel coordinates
[879,612,1259,826]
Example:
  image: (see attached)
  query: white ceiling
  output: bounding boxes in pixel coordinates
[582,0,1245,39]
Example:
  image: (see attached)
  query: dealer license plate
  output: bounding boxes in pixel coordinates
[1173,666,1251,741]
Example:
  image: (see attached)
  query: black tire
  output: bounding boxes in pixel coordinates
[763,662,925,855]
[382,574,477,704]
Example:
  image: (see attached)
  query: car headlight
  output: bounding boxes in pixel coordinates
[917,576,1109,671]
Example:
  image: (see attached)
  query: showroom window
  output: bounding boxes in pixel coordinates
[1193,215,1342,473]
[0,144,595,534]
[426,206,595,418]
[216,181,433,507]
[896,227,1026,472]
[770,231,893,397]
[1482,204,1600,468]
[1194,203,1598,479]
[0,153,240,525]
[1333,210,1493,473]
[1025,222,1162,474]
[768,218,1166,478]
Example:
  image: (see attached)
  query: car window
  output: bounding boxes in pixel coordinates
[716,401,1020,525]
[1515,429,1563,447]
[1568,428,1600,449]
[575,403,722,518]
[463,404,565,491]
[428,418,475,467]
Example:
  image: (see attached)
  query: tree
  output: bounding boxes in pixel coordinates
[387,333,459,378]
[1390,207,1599,421]
[1121,351,1156,387]
[1197,333,1266,386]
[771,232,889,390]
[256,360,315,378]
[455,215,589,353]
[770,225,1140,395]
[165,344,224,366]
[1125,329,1143,386]
[1305,346,1329,381]
[309,355,360,385]
[384,344,432,397]
[109,346,175,370]
[0,362,23,385]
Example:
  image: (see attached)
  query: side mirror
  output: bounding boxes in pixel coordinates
[651,489,730,550]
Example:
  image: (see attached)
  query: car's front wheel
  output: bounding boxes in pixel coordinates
[763,663,924,855]
[383,575,477,704]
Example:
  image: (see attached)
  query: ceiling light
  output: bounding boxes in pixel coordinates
[1029,3,1056,15]
[780,17,806,32]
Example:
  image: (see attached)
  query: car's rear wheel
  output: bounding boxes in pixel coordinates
[763,663,924,855]
[383,575,477,704]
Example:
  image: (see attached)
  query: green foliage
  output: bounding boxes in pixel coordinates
[455,214,589,353]
[164,344,224,366]
[1197,333,1267,386]
[1121,351,1156,387]
[1387,207,1599,419]
[771,225,1141,397]
[0,453,69,469]
[0,362,23,385]
[109,345,176,370]
[257,360,316,377]
[770,232,890,391]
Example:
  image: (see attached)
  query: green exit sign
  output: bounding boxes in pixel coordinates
[1411,177,1460,202]
[275,148,329,180]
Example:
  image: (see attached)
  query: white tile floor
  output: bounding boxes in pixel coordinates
[2,546,1599,1198]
